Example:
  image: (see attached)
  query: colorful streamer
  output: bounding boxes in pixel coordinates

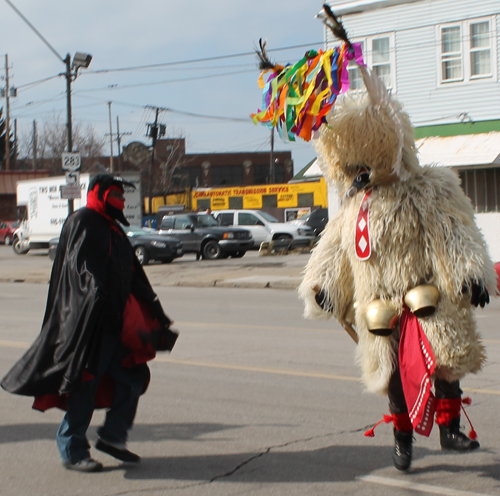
[251,42,365,142]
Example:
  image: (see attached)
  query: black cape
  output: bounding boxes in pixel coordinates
[1,207,175,398]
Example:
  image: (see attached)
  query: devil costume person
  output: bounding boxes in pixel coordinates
[253,6,496,472]
[1,174,178,472]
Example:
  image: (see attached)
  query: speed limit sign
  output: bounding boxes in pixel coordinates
[62,152,81,171]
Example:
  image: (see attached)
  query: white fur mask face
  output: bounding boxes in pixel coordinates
[314,68,420,195]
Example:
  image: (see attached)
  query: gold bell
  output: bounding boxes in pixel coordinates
[404,284,440,318]
[363,299,399,336]
[344,301,358,325]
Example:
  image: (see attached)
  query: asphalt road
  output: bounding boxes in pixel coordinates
[0,279,499,496]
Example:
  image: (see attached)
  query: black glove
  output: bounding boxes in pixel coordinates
[463,280,490,308]
[314,289,334,312]
[139,327,179,352]
[150,297,172,328]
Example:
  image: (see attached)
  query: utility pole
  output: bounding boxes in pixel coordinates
[107,102,114,171]
[116,116,131,172]
[64,54,73,154]
[32,120,37,170]
[269,127,275,184]
[4,54,10,171]
[148,108,160,216]
[105,115,131,173]
[145,106,167,215]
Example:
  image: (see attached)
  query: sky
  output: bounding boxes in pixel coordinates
[0,0,339,174]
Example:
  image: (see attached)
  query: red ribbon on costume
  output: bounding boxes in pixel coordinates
[399,308,437,437]
[355,190,372,260]
[364,412,413,437]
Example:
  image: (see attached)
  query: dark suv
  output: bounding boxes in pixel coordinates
[158,213,253,259]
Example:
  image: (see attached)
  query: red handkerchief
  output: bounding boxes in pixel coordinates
[399,308,437,437]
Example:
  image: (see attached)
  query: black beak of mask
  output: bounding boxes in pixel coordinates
[87,174,136,226]
[346,167,371,198]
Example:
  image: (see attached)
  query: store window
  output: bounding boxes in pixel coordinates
[458,167,500,212]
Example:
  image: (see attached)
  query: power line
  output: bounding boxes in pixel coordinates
[85,41,324,75]
[72,68,255,95]
[3,0,64,63]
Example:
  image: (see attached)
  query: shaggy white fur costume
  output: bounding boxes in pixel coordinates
[299,68,496,396]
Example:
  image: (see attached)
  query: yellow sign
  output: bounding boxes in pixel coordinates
[243,195,262,209]
[156,178,328,213]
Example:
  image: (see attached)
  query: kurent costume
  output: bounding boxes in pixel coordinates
[253,6,496,471]
[1,174,178,472]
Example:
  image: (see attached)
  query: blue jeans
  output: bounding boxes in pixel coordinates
[56,335,146,463]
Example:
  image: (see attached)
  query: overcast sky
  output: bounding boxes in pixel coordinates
[0,0,343,174]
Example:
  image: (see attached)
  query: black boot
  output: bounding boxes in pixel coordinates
[439,418,480,451]
[393,428,413,471]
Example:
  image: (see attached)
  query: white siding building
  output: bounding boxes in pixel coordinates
[323,0,500,259]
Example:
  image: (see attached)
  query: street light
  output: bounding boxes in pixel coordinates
[64,52,92,154]
[63,52,91,214]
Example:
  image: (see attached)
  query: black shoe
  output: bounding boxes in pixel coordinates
[393,428,413,471]
[439,418,480,451]
[95,438,140,463]
[62,458,103,473]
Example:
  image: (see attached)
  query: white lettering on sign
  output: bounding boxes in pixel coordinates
[62,152,81,171]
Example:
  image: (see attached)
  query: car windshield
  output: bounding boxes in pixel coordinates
[125,225,149,237]
[259,211,279,223]
[193,215,219,227]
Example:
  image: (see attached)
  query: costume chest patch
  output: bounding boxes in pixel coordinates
[355,190,372,260]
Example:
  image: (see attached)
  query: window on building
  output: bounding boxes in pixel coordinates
[185,166,202,187]
[347,35,394,90]
[441,26,462,82]
[439,17,495,84]
[458,167,500,212]
[211,165,243,186]
[196,199,211,211]
[470,22,491,77]
[229,196,243,209]
[298,192,314,207]
[254,163,285,185]
[262,194,277,207]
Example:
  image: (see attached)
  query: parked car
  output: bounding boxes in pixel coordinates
[495,261,500,295]
[212,209,315,249]
[126,225,183,265]
[157,212,253,259]
[48,225,184,266]
[0,220,20,245]
[288,208,329,236]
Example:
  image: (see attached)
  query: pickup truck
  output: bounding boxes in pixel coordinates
[212,209,315,249]
[158,212,253,259]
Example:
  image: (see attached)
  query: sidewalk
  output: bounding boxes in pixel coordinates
[0,247,309,290]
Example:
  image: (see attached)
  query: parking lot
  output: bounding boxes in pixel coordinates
[0,244,310,289]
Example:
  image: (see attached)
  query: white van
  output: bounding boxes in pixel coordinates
[212,209,314,249]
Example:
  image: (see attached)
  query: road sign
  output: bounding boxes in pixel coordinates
[66,171,80,185]
[62,152,81,171]
[60,184,82,199]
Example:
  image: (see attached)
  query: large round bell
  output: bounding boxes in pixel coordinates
[363,299,399,336]
[404,284,440,318]
[344,301,358,325]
